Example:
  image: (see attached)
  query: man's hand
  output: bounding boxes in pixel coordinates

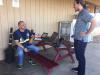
[31,35,35,39]
[80,32,87,36]
[24,48,28,52]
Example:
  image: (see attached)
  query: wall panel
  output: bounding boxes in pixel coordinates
[0,0,74,60]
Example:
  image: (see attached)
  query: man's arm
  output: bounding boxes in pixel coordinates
[29,35,35,43]
[28,29,35,44]
[15,40,28,52]
[80,18,96,36]
[86,18,96,35]
[15,40,24,49]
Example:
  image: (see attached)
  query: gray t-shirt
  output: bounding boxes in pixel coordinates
[74,9,93,42]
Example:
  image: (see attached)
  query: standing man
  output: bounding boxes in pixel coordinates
[13,21,40,69]
[72,0,96,75]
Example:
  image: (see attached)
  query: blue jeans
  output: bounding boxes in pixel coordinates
[17,45,40,65]
[74,39,87,75]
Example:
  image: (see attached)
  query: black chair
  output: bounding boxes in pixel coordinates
[42,32,59,46]
[5,27,15,64]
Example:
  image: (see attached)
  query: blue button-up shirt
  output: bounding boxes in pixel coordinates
[74,9,93,42]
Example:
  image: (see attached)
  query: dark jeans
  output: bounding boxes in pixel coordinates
[74,39,87,75]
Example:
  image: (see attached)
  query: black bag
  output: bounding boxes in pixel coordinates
[4,45,15,64]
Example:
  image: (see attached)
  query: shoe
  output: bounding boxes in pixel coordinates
[17,65,23,69]
[71,67,78,72]
[29,60,36,65]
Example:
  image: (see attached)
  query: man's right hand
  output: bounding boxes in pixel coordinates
[24,48,28,52]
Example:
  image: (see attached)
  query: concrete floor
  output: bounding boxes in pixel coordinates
[0,35,100,75]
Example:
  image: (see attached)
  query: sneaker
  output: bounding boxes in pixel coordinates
[17,65,23,69]
[71,67,78,72]
[29,60,36,65]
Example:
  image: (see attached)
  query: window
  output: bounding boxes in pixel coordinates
[96,7,100,13]
[12,0,19,8]
[0,0,3,5]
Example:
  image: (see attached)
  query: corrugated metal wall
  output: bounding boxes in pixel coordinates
[0,0,74,60]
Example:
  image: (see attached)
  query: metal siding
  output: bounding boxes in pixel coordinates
[0,0,74,60]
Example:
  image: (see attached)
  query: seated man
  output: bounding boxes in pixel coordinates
[13,21,40,69]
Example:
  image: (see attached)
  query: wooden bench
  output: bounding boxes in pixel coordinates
[26,52,59,75]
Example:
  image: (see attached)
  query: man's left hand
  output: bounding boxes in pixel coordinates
[80,32,87,36]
